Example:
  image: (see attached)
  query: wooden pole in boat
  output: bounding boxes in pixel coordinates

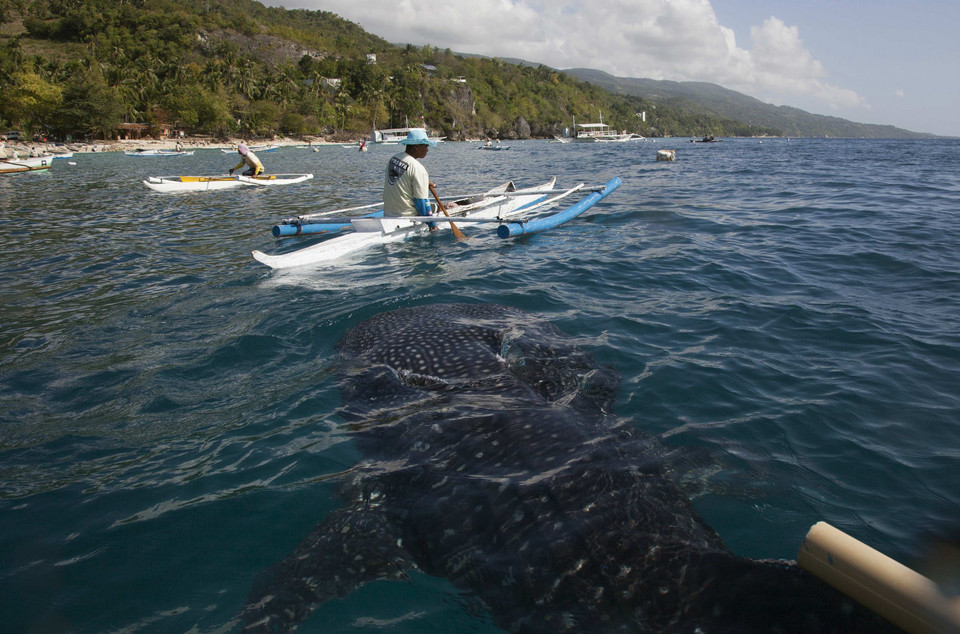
[429,184,468,242]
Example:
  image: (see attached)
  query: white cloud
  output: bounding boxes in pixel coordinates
[894,89,905,98]
[270,0,867,113]
[745,17,866,110]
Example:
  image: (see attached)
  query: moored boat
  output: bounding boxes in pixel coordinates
[252,176,622,269]
[143,173,313,193]
[0,155,53,175]
[124,149,195,156]
[220,144,281,153]
[370,126,445,145]
[571,112,639,143]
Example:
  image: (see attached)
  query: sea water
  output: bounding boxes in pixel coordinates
[1,138,958,632]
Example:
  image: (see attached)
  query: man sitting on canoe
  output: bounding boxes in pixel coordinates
[384,129,437,228]
[229,143,264,176]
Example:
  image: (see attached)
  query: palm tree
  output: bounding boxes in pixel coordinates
[103,61,140,120]
[235,58,259,101]
[201,59,225,92]
[334,86,351,134]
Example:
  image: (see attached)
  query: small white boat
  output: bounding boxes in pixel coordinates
[252,175,622,269]
[124,149,195,157]
[51,152,74,159]
[0,155,53,175]
[143,173,313,193]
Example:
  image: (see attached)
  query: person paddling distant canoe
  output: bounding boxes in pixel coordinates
[229,142,264,176]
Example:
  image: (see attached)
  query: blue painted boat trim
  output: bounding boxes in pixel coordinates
[496,177,622,239]
[273,210,384,237]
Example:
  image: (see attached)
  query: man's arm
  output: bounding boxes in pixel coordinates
[414,198,431,216]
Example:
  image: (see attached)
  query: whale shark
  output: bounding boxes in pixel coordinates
[242,303,899,633]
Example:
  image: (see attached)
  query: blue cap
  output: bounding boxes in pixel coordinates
[398,128,437,147]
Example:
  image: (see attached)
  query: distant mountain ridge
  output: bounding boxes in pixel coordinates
[561,68,935,139]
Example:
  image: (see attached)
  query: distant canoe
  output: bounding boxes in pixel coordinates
[220,144,281,153]
[125,149,194,157]
[143,173,313,193]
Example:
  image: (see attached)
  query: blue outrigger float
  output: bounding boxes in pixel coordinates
[252,177,621,269]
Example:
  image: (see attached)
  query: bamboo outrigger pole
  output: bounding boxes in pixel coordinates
[798,522,960,634]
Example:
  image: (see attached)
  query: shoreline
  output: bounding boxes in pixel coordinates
[0,134,569,157]
[1,136,361,156]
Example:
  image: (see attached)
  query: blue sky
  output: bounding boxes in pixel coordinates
[267,0,960,137]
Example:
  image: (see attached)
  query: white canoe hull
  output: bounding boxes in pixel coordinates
[252,178,557,269]
[125,150,195,156]
[220,144,281,153]
[143,173,313,193]
[0,156,53,174]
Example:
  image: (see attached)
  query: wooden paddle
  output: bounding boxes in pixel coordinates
[429,183,468,241]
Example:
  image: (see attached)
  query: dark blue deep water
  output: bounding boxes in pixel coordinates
[1,138,958,632]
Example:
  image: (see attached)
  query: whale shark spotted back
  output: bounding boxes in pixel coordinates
[242,303,900,633]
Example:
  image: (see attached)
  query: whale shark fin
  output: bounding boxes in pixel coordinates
[242,503,414,633]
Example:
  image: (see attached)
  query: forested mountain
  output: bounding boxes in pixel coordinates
[563,69,933,139]
[0,0,921,141]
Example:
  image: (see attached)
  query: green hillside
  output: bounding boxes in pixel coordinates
[1,0,917,141]
[0,0,785,141]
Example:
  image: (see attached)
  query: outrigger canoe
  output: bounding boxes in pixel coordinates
[251,176,622,269]
[143,173,313,193]
[220,144,281,153]
[124,149,195,156]
[0,155,53,175]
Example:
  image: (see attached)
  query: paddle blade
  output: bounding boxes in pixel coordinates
[429,184,468,242]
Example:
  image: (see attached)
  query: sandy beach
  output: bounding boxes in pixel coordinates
[1,135,352,157]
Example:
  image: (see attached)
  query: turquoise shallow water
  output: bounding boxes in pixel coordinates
[1,138,958,632]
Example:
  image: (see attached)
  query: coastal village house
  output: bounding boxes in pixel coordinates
[115,122,181,140]
[116,123,150,140]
